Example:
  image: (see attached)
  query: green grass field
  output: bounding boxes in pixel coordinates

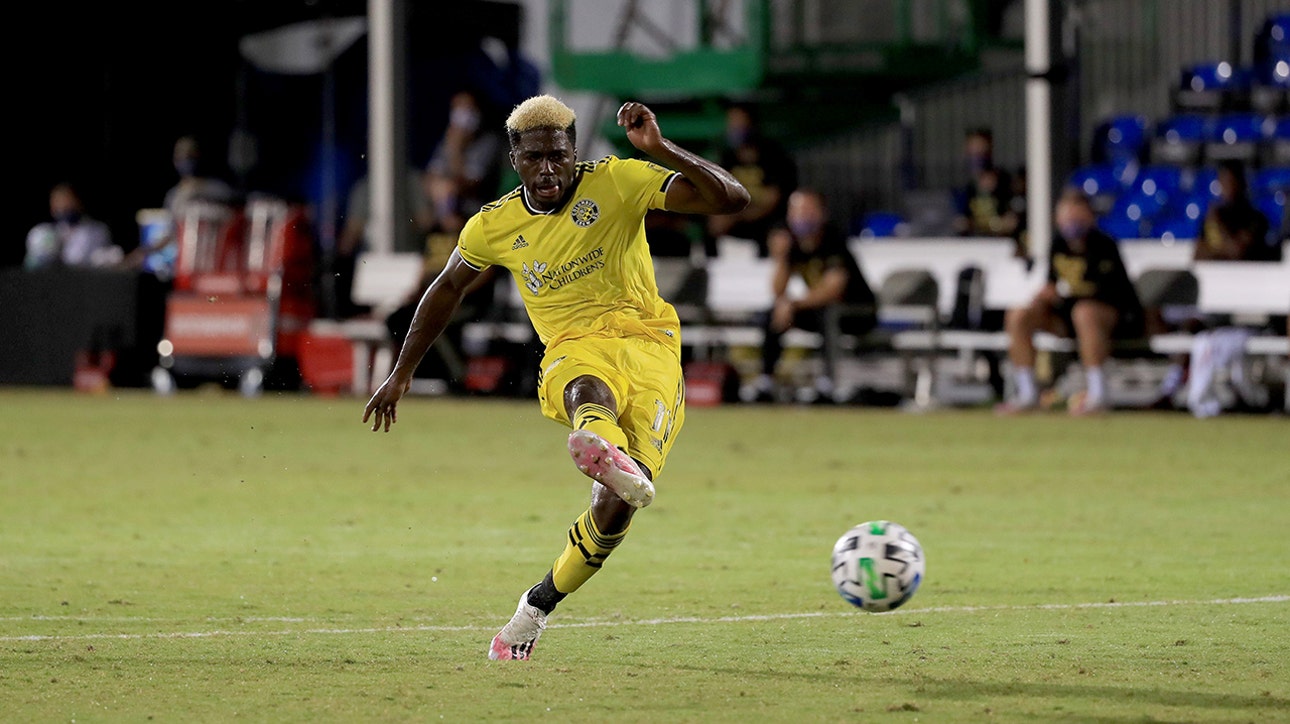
[1,389,1287,722]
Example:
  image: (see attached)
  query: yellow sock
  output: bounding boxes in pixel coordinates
[550,508,628,594]
[573,402,629,452]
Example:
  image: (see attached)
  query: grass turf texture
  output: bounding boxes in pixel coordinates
[1,389,1287,722]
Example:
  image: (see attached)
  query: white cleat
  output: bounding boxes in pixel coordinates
[567,430,655,508]
[488,590,547,661]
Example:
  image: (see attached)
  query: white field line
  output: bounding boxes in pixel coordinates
[1,594,1286,644]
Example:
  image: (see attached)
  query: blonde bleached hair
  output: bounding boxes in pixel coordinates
[506,95,577,148]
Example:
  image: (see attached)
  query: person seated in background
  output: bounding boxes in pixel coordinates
[1196,160,1273,261]
[743,188,876,404]
[998,188,1143,416]
[120,136,239,275]
[1152,159,1277,409]
[706,103,797,257]
[954,128,1017,239]
[164,136,237,217]
[424,89,502,219]
[25,183,119,270]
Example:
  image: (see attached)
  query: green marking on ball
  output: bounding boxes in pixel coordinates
[859,557,887,600]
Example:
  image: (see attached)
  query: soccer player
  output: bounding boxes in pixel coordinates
[362,95,749,660]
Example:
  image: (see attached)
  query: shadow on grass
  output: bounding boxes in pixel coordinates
[658,663,1285,713]
[903,678,1286,713]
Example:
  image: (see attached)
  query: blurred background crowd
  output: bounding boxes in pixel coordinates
[3,0,1286,415]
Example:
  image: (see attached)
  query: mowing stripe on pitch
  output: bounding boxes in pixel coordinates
[2,594,1286,643]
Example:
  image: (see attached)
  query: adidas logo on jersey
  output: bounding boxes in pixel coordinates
[512,235,529,250]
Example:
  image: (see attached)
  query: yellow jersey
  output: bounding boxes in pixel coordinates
[457,156,682,353]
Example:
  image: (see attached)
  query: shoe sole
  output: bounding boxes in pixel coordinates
[567,430,655,508]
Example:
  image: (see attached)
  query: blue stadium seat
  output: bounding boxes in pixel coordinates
[1254,191,1287,236]
[1101,192,1165,240]
[1274,117,1290,165]
[1068,164,1120,195]
[1152,190,1211,240]
[1092,115,1149,163]
[1253,15,1290,112]
[1177,61,1253,111]
[1206,113,1271,163]
[1253,166,1290,196]
[1152,114,1209,165]
[1186,167,1220,198]
[1129,165,1183,202]
[1256,14,1290,65]
[858,211,907,239]
[1148,211,1203,241]
[1110,156,1140,186]
[1098,211,1145,241]
[1210,113,1270,143]
[1068,164,1122,214]
[1254,54,1290,87]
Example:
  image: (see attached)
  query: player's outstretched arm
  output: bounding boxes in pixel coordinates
[616,101,751,216]
[363,250,481,432]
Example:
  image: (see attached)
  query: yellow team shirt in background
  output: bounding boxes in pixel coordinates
[457,156,682,354]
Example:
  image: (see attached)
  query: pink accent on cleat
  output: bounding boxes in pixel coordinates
[487,591,545,661]
[488,633,536,661]
[567,430,655,508]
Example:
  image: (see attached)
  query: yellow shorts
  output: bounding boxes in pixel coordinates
[537,335,686,478]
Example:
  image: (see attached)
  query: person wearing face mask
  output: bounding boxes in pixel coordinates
[25,183,119,270]
[424,90,502,219]
[706,103,798,257]
[954,128,1016,239]
[743,188,876,403]
[998,188,1143,416]
[162,136,236,218]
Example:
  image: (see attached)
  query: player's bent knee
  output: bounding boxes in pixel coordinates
[1070,299,1116,330]
[564,374,618,416]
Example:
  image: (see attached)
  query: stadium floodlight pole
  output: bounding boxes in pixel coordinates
[367,0,408,255]
[1024,0,1054,270]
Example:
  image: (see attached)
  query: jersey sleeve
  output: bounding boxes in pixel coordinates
[455,213,492,271]
[607,156,680,213]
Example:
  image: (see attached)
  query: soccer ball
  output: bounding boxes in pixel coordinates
[831,520,925,612]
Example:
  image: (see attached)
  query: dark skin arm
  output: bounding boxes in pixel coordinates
[362,249,482,431]
[616,102,751,216]
[767,229,849,332]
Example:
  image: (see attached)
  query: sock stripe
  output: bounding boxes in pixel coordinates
[575,514,626,551]
[567,530,608,567]
[551,508,630,595]
[574,403,616,430]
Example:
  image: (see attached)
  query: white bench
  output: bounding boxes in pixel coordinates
[849,237,1019,317]
[893,242,1289,407]
[310,252,423,395]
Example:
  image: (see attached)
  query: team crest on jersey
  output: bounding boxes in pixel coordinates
[570,198,600,228]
